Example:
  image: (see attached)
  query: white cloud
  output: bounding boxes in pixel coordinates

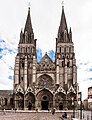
[77,61,92,100]
[79,80,92,100]
[0,59,13,89]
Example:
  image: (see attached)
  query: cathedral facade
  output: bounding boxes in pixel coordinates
[13,5,78,110]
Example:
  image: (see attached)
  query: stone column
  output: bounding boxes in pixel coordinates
[56,58,59,84]
[24,97,28,110]
[73,66,77,84]
[35,99,38,110]
[14,95,18,110]
[32,56,36,83]
[65,94,68,110]
[24,56,27,91]
[14,56,19,85]
[53,94,55,108]
[65,58,67,84]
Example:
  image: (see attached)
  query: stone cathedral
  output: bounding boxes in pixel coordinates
[13,5,78,111]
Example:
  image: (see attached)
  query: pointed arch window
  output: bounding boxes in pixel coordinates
[20,47,22,53]
[25,31,28,43]
[64,47,66,53]
[21,62,24,68]
[21,77,23,81]
[62,61,65,67]
[64,30,67,42]
[68,79,72,88]
[58,32,61,40]
[66,47,69,53]
[61,47,64,53]
[70,46,74,53]
[60,47,61,53]
[67,61,70,67]
[26,47,27,53]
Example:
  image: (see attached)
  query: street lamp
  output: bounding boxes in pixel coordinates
[80,99,82,119]
[72,97,75,118]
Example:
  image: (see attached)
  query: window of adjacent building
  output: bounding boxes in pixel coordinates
[4,98,7,106]
[10,98,13,105]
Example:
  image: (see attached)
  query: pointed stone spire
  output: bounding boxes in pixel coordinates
[69,27,72,42]
[69,27,72,33]
[24,7,33,34]
[58,5,68,34]
[19,29,23,43]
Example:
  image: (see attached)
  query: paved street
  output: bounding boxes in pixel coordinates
[0,110,91,120]
[0,110,77,120]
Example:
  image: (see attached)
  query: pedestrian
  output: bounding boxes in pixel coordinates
[3,109,6,115]
[51,108,55,115]
[62,112,67,118]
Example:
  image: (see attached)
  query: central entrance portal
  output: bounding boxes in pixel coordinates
[41,101,48,110]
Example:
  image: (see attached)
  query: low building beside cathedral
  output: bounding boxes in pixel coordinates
[0,5,78,111]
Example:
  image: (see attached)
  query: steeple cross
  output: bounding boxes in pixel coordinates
[62,0,64,7]
[28,2,31,8]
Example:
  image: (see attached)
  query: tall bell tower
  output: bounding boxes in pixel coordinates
[14,7,37,110]
[55,5,77,109]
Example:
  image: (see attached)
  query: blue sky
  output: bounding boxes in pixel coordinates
[0,0,92,100]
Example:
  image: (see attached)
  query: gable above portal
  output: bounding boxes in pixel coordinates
[37,53,55,71]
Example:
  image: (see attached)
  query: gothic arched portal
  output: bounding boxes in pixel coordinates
[67,92,76,110]
[25,92,35,110]
[16,92,24,110]
[36,89,53,110]
[55,92,66,110]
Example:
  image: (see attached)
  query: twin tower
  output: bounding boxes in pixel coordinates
[14,5,78,110]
